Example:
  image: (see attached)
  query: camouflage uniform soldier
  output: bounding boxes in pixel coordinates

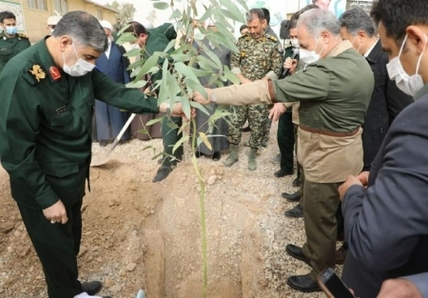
[226,8,282,171]
[0,11,31,73]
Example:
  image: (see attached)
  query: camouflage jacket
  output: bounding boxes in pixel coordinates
[231,33,282,81]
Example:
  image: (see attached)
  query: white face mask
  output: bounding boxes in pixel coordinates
[291,38,299,48]
[387,34,427,96]
[62,43,95,77]
[299,38,324,64]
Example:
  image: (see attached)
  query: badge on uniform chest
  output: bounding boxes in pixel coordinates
[56,106,67,115]
[49,66,61,81]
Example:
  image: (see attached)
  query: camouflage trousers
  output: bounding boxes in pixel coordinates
[228,104,269,148]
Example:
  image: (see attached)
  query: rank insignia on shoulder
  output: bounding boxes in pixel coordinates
[18,33,29,39]
[29,65,46,82]
[49,66,61,81]
[271,36,278,42]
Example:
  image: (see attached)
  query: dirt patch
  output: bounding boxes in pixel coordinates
[0,125,329,297]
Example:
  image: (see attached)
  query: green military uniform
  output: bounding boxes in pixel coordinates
[0,31,31,73]
[145,24,183,170]
[229,33,282,149]
[0,38,160,298]
[212,40,374,279]
[277,40,298,174]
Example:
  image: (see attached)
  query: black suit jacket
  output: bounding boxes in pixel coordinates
[341,87,428,297]
[362,40,414,170]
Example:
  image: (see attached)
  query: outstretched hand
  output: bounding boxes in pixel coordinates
[193,89,212,105]
[171,103,196,120]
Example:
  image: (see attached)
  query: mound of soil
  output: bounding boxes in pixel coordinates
[0,125,329,297]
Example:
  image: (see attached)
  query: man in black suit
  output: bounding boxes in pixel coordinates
[338,0,428,296]
[336,6,415,265]
[340,7,414,172]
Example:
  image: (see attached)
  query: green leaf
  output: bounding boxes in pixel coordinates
[169,8,182,20]
[181,97,191,119]
[198,7,214,23]
[201,43,223,70]
[175,62,199,83]
[163,39,177,54]
[153,2,169,10]
[125,80,147,89]
[235,0,249,11]
[136,52,161,81]
[128,60,144,72]
[116,32,137,45]
[166,72,181,102]
[219,0,246,23]
[117,24,131,38]
[184,78,207,99]
[196,55,218,69]
[198,132,212,151]
[146,117,164,127]
[190,101,210,116]
[122,48,141,58]
[172,135,189,154]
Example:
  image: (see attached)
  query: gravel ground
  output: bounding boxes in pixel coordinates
[0,121,343,297]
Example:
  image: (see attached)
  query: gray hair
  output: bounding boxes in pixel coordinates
[339,7,376,37]
[245,8,265,23]
[297,9,341,37]
[52,11,107,53]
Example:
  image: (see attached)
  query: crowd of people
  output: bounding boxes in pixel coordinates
[0,0,427,297]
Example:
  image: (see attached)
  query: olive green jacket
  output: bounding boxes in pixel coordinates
[0,38,159,209]
[213,40,374,182]
[144,23,177,84]
[0,32,31,73]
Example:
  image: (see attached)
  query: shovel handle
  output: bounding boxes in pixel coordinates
[110,113,137,149]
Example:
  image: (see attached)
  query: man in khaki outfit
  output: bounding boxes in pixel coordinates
[194,9,373,292]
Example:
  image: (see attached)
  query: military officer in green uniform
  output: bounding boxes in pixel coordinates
[194,9,374,293]
[0,11,31,73]
[227,8,282,171]
[0,11,185,298]
[124,21,182,182]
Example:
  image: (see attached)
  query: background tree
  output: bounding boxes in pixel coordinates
[146,9,156,28]
[107,0,136,28]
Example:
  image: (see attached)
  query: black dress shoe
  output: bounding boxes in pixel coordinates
[335,242,348,264]
[81,281,102,295]
[99,140,110,147]
[195,151,203,158]
[286,244,311,266]
[292,176,301,187]
[152,166,172,182]
[211,151,221,161]
[281,191,301,202]
[274,169,294,178]
[284,204,303,218]
[287,274,321,293]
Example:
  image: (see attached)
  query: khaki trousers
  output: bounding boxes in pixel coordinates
[301,180,342,279]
